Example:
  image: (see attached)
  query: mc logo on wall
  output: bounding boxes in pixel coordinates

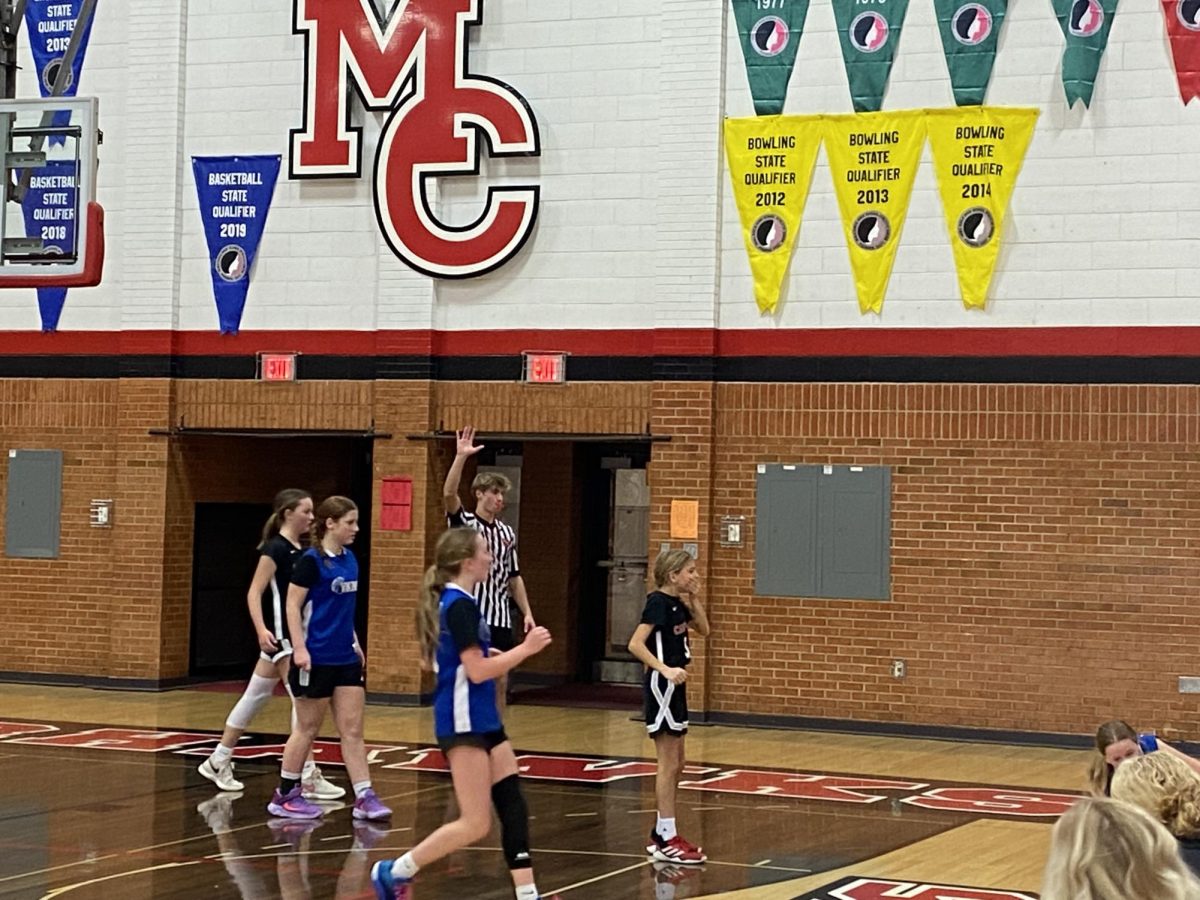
[290,0,541,278]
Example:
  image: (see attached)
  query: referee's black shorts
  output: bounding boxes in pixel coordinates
[489,624,516,653]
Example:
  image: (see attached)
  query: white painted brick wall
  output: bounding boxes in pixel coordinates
[720,0,1200,328]
[653,0,725,331]
[0,0,1197,333]
[120,0,188,331]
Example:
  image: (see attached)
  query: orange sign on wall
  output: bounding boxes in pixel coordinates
[670,500,699,540]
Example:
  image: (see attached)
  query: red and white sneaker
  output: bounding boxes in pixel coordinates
[648,831,706,864]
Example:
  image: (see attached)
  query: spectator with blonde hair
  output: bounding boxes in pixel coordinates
[1041,796,1200,899]
[1112,751,1200,872]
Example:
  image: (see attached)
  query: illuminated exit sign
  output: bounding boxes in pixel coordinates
[258,352,298,382]
[522,351,567,384]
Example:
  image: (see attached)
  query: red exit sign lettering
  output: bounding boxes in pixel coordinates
[259,352,298,382]
[523,351,566,384]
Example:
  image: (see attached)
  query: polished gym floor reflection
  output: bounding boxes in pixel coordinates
[0,684,1077,899]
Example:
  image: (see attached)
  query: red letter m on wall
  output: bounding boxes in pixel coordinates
[291,0,541,278]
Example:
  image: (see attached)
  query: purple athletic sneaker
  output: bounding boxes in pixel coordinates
[370,859,411,899]
[266,785,323,819]
[353,788,392,820]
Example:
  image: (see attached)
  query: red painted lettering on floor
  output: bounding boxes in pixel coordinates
[682,770,928,803]
[382,748,450,772]
[902,787,1078,817]
[0,721,58,739]
[8,728,217,752]
[823,878,1035,899]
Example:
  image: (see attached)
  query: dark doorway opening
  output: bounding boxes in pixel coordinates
[506,440,650,710]
[190,501,271,677]
[574,441,651,686]
[186,436,375,679]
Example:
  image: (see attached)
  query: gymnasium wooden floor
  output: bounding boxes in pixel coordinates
[0,683,1081,899]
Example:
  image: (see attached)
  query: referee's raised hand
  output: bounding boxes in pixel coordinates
[456,425,484,458]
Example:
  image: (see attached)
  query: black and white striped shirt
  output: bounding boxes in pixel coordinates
[447,508,520,629]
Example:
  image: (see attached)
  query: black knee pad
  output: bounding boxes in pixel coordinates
[491,774,532,870]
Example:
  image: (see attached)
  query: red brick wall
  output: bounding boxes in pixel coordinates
[0,380,118,676]
[702,383,1200,738]
[365,381,437,698]
[649,382,715,714]
[7,375,1200,739]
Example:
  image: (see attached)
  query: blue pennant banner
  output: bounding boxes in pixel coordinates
[19,159,79,331]
[24,0,97,146]
[192,155,281,334]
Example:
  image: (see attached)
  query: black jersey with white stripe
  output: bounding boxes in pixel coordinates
[640,590,692,668]
[260,534,304,641]
[447,508,520,630]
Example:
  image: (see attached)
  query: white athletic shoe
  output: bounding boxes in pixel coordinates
[198,756,244,792]
[302,766,346,800]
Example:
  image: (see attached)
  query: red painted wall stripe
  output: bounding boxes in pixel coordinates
[1,327,1200,358]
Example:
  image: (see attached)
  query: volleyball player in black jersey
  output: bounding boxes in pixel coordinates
[198,489,342,801]
[628,549,710,865]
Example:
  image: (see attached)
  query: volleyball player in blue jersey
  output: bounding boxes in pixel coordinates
[371,527,555,900]
[266,496,390,821]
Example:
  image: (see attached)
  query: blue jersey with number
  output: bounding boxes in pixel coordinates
[292,547,359,666]
[433,585,502,738]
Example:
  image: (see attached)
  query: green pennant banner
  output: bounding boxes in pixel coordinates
[731,0,812,115]
[1052,0,1119,108]
[933,0,1009,105]
[832,0,912,112]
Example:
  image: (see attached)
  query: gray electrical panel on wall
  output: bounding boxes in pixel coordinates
[755,463,890,600]
[5,449,63,559]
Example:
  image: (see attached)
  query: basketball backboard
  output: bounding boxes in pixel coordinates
[0,96,102,287]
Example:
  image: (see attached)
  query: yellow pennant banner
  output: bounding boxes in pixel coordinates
[823,110,927,315]
[926,106,1039,309]
[724,115,823,314]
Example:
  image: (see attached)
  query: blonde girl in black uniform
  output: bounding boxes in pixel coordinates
[628,548,710,866]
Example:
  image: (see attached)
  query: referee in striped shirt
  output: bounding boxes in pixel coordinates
[443,426,537,662]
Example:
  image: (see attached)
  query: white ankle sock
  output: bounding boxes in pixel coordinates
[353,781,372,799]
[656,816,677,840]
[302,760,317,778]
[514,885,538,900]
[391,852,419,879]
[210,744,233,765]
